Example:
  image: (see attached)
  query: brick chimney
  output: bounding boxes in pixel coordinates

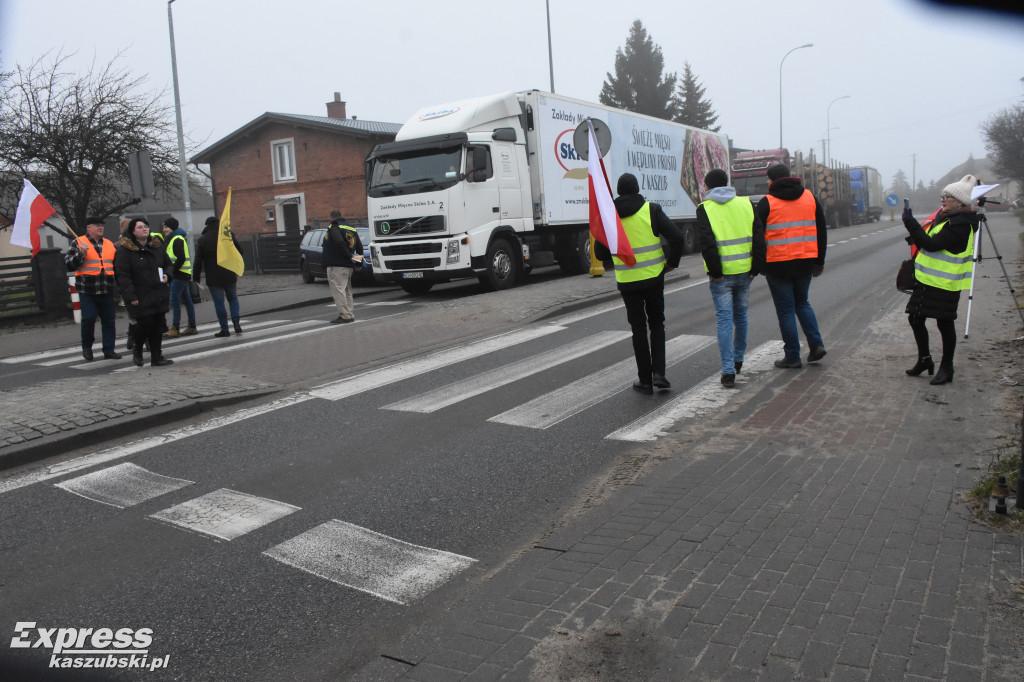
[326,92,347,119]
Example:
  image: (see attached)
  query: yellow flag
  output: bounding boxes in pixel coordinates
[217,187,244,276]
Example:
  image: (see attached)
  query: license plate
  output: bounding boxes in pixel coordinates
[402,272,424,279]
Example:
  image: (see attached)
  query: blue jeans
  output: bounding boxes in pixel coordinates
[169,278,195,328]
[209,284,239,330]
[709,274,751,375]
[79,292,117,355]
[765,273,823,362]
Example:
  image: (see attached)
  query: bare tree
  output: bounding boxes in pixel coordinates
[981,101,1024,190]
[0,51,180,237]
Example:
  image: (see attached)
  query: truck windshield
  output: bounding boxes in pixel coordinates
[368,147,462,197]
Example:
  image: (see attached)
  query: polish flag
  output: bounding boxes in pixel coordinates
[11,179,56,258]
[587,120,634,267]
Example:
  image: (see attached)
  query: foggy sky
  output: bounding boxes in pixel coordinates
[2,0,1022,192]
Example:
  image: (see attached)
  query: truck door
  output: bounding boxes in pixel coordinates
[493,142,523,221]
[463,145,500,235]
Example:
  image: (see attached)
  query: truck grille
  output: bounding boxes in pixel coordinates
[386,258,442,270]
[380,243,443,256]
[374,215,445,237]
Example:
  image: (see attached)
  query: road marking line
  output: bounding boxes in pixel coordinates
[263,520,476,605]
[310,325,565,401]
[605,341,783,442]
[0,392,314,495]
[488,334,715,430]
[383,330,632,413]
[54,463,193,508]
[150,488,300,541]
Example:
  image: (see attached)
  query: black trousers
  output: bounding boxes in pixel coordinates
[621,282,666,383]
[908,314,956,367]
[132,314,166,363]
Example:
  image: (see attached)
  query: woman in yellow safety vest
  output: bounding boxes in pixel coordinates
[902,174,979,386]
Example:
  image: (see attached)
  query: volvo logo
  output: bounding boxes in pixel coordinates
[381,222,391,234]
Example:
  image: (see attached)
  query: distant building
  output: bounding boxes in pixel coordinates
[191,94,401,237]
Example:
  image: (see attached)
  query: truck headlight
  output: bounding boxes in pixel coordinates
[370,245,379,267]
[447,239,460,264]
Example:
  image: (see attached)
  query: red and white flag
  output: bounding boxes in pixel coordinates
[587,120,634,267]
[11,179,56,258]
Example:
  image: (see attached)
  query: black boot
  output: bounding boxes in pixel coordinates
[126,325,135,351]
[232,317,243,334]
[132,346,144,367]
[906,355,934,376]
[930,364,954,385]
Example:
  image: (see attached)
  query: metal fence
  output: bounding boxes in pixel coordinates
[238,231,304,275]
[0,254,39,318]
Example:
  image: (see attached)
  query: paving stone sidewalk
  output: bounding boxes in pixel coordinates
[358,285,1024,680]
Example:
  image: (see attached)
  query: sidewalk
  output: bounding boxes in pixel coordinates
[356,266,1024,678]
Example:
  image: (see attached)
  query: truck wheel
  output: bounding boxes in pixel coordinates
[485,237,519,290]
[556,229,590,275]
[680,224,696,255]
[301,262,315,283]
[400,279,434,295]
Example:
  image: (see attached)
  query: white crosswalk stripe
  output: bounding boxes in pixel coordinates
[54,463,193,508]
[488,334,715,430]
[150,488,300,541]
[606,341,784,442]
[382,330,632,413]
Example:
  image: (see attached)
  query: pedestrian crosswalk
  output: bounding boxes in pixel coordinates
[52,462,476,605]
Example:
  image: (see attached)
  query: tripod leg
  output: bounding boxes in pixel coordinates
[982,218,1024,332]
[964,225,981,339]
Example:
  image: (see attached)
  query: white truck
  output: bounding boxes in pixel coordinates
[364,90,730,294]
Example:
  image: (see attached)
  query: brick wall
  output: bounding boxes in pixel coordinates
[205,122,387,236]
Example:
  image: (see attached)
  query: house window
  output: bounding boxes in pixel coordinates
[265,208,275,222]
[271,138,296,183]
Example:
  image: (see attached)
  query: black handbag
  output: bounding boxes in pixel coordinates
[896,258,916,293]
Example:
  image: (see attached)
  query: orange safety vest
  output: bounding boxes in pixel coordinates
[765,190,818,262]
[75,235,115,276]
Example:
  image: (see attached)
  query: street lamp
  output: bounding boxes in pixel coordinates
[826,95,850,166]
[167,0,193,240]
[779,43,813,148]
[545,0,555,93]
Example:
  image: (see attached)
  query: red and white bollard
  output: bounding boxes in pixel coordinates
[68,275,81,324]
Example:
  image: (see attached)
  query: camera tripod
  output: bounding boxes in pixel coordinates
[963,211,1024,339]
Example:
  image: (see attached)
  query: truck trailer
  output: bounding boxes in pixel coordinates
[363,90,730,294]
[849,166,883,223]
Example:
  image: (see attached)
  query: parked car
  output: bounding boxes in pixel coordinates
[299,225,375,285]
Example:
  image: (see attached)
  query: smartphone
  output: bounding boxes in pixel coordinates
[904,198,910,210]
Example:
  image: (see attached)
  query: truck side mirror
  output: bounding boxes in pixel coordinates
[469,170,486,183]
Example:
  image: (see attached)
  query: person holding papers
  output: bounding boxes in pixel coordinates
[114,218,174,367]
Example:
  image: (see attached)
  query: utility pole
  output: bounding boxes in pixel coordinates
[167,0,193,241]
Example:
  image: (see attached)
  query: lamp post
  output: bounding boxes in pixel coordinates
[545,0,555,92]
[167,0,193,240]
[826,95,850,166]
[779,43,813,148]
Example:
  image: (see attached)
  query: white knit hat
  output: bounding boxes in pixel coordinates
[942,174,978,206]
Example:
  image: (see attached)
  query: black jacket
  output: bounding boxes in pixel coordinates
[593,194,684,293]
[322,221,362,268]
[903,208,977,320]
[193,223,243,288]
[753,177,827,278]
[114,233,171,318]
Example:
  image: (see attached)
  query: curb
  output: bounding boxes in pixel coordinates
[0,386,282,472]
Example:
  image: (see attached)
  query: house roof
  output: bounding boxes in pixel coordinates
[191,113,402,164]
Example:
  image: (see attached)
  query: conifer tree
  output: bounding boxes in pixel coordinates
[674,62,720,132]
[599,20,678,121]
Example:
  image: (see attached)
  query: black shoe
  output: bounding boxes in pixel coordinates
[652,373,671,389]
[103,351,122,360]
[232,319,244,334]
[632,380,653,394]
[906,356,934,376]
[930,365,954,385]
[151,357,174,367]
[721,373,736,388]
[126,335,134,350]
[132,349,144,367]
[214,329,231,338]
[82,348,94,362]
[807,346,827,363]
[329,316,349,324]
[734,361,743,374]
[774,358,802,369]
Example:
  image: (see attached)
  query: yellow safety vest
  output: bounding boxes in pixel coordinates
[914,220,974,291]
[701,198,754,275]
[614,203,665,284]
[167,233,192,275]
